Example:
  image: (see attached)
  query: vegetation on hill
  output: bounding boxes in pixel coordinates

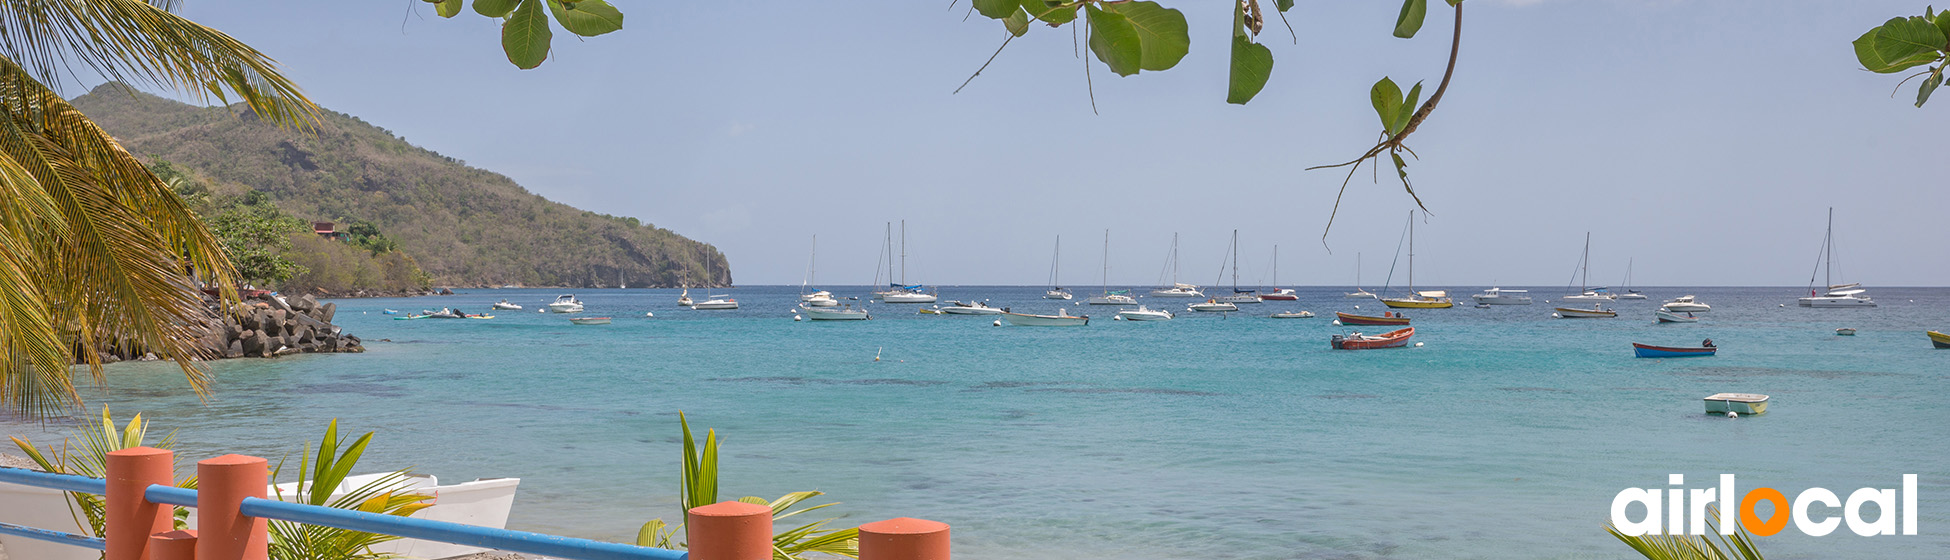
[76,83,731,289]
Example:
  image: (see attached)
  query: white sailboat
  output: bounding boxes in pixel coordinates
[1798,208,1876,308]
[1149,233,1204,298]
[877,221,937,303]
[1261,245,1298,300]
[1214,230,1261,304]
[1087,230,1137,305]
[1345,252,1377,299]
[1618,258,1647,299]
[1044,235,1072,300]
[1560,233,1616,302]
[801,235,838,307]
[1378,212,1452,309]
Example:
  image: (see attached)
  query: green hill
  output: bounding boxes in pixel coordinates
[73,83,730,288]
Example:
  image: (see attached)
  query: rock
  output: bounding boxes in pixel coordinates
[273,345,301,357]
[438,288,454,295]
[317,302,337,323]
[240,330,269,357]
[293,294,319,313]
[137,353,159,362]
[225,340,244,358]
[98,352,121,364]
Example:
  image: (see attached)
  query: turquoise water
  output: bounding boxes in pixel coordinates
[7,287,1948,559]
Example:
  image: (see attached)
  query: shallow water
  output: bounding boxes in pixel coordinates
[7,286,1947,559]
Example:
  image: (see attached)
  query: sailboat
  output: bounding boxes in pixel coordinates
[1345,253,1377,299]
[1148,233,1204,298]
[677,266,693,307]
[879,220,937,304]
[1560,233,1616,302]
[1087,230,1137,305]
[1380,212,1452,309]
[1214,230,1261,304]
[693,271,739,310]
[1044,235,1072,300]
[1798,207,1876,308]
[800,235,838,307]
[1260,245,1298,300]
[1617,258,1647,299]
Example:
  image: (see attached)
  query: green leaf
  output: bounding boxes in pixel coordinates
[1394,81,1423,135]
[435,0,463,18]
[1370,77,1404,134]
[1226,35,1274,104]
[1086,5,1143,77]
[973,0,1019,20]
[503,0,553,69]
[1853,16,1948,73]
[1004,7,1031,37]
[1104,1,1190,72]
[1021,0,1078,25]
[547,0,624,37]
[1276,0,1295,12]
[1937,9,1950,40]
[1391,151,1410,182]
[1394,0,1427,39]
[1919,69,1944,107]
[475,0,520,18]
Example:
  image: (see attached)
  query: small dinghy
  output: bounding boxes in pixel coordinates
[1703,393,1768,416]
[1000,308,1089,326]
[1835,327,1856,336]
[492,299,522,310]
[1269,310,1315,319]
[1633,340,1717,358]
[1655,309,1698,323]
[1331,327,1414,350]
[1335,311,1408,326]
[1929,330,1950,348]
[569,317,612,325]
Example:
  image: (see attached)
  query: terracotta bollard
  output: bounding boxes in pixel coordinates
[196,455,268,560]
[149,530,198,560]
[687,501,773,560]
[105,447,175,560]
[859,517,950,560]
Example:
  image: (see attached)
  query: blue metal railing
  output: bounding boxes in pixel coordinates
[0,466,688,560]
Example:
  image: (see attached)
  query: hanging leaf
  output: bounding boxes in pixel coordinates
[1393,81,1423,135]
[1087,5,1144,77]
[1004,7,1031,37]
[1919,68,1944,107]
[475,0,520,18]
[1227,35,1274,104]
[1276,0,1296,12]
[1852,16,1947,73]
[503,0,553,69]
[1394,0,1427,39]
[973,0,1020,20]
[1103,1,1189,71]
[1370,77,1403,135]
[548,0,624,37]
[1021,0,1079,25]
[435,0,463,18]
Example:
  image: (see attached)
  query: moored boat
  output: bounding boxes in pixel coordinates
[1116,306,1173,321]
[939,300,1004,315]
[1045,235,1073,299]
[1087,291,1139,305]
[568,317,611,325]
[546,295,584,313]
[1798,209,1876,308]
[492,299,522,310]
[1187,299,1238,313]
[1835,327,1857,336]
[1150,284,1205,298]
[1471,287,1531,305]
[801,305,870,321]
[1260,288,1298,301]
[1703,393,1767,415]
[1331,327,1414,350]
[1001,308,1089,326]
[1929,330,1950,348]
[1660,295,1710,313]
[1655,309,1698,323]
[1633,341,1716,358]
[1555,304,1617,319]
[1378,212,1452,309]
[693,296,739,310]
[1336,311,1409,326]
[1269,310,1315,319]
[678,288,693,308]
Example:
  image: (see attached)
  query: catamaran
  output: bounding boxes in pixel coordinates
[1044,235,1072,300]
[1087,230,1137,305]
[1214,230,1261,304]
[1379,212,1452,309]
[1149,233,1204,298]
[1798,208,1876,308]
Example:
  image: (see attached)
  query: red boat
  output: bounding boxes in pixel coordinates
[1336,311,1410,326]
[1332,328,1415,350]
[1260,288,1299,301]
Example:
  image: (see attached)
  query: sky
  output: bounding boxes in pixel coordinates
[96,1,1948,287]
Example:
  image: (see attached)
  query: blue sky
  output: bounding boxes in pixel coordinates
[110,1,1947,287]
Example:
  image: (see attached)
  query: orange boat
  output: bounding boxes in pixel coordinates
[1331,327,1415,350]
[1336,311,1410,326]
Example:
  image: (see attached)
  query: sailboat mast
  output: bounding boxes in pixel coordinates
[900,220,907,286]
[1357,253,1362,289]
[1272,245,1279,287]
[883,222,894,287]
[1101,229,1110,294]
[1231,229,1240,291]
[1051,235,1061,288]
[1825,207,1834,288]
[1407,213,1415,293]
[1580,232,1590,292]
[1172,233,1180,284]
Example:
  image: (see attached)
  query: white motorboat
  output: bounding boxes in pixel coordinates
[1116,306,1174,321]
[1703,393,1768,416]
[1187,299,1238,313]
[801,304,869,321]
[693,295,739,310]
[1001,308,1089,326]
[492,299,523,311]
[1471,287,1531,305]
[803,292,840,307]
[546,295,584,313]
[1045,235,1073,299]
[939,300,1004,315]
[1797,208,1876,308]
[1269,310,1315,319]
[1345,253,1377,298]
[1087,230,1137,305]
[1655,309,1699,323]
[1561,233,1616,302]
[1554,303,1617,319]
[1660,295,1710,313]
[1149,234,1204,298]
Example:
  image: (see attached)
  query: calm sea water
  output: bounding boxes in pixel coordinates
[7,286,1948,559]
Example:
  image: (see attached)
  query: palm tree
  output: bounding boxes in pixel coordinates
[0,0,315,417]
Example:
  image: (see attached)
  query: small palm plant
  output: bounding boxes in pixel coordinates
[11,407,199,534]
[267,419,434,560]
[1608,506,1765,560]
[636,413,859,560]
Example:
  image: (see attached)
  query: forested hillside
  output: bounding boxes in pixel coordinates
[74,83,730,288]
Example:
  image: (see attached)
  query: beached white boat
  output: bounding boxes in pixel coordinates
[1116,306,1174,321]
[1149,234,1204,298]
[1471,287,1531,305]
[1001,308,1089,326]
[1555,303,1617,318]
[1045,235,1073,299]
[1660,295,1711,313]
[801,304,869,320]
[939,300,1004,315]
[1269,310,1315,319]
[1703,393,1768,416]
[1188,299,1238,313]
[492,299,522,310]
[546,295,584,313]
[1798,209,1876,308]
[178,474,523,560]
[1655,309,1698,323]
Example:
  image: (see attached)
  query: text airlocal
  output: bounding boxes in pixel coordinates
[1611,474,1918,537]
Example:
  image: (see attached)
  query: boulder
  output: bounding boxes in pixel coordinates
[224,340,244,359]
[316,302,337,323]
[293,294,319,313]
[240,330,268,357]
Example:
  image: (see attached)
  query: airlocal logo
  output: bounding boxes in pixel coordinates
[1611,474,1918,537]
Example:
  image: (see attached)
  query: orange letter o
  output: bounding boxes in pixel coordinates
[1741,488,1790,536]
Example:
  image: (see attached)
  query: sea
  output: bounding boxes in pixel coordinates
[5,286,1947,559]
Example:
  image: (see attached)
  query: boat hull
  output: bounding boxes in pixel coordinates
[1561,294,1616,302]
[1087,295,1138,305]
[1331,327,1414,350]
[1930,331,1950,348]
[693,300,739,310]
[1654,310,1698,323]
[1216,294,1262,304]
[1633,343,1715,358]
[802,307,869,320]
[1001,312,1089,326]
[1116,309,1173,321]
[1556,307,1617,318]
[1044,291,1073,300]
[1381,298,1452,309]
[1335,312,1409,326]
[1703,393,1768,415]
[1148,288,1204,298]
[1187,302,1238,312]
[939,307,1003,315]
[1269,311,1314,319]
[1799,296,1876,308]
[1471,296,1532,305]
[1661,303,1710,312]
[568,317,611,325]
[882,292,938,304]
[546,303,583,313]
[1259,290,1298,301]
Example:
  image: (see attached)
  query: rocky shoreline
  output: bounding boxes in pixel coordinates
[201,292,366,359]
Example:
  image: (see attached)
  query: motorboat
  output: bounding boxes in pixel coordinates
[1217,291,1263,304]
[1269,310,1315,319]
[568,317,611,325]
[1661,295,1710,313]
[1331,327,1415,350]
[1187,299,1238,313]
[1378,213,1452,309]
[801,304,870,321]
[1087,291,1139,305]
[1929,330,1950,348]
[803,292,840,307]
[1150,283,1205,298]
[1116,306,1174,321]
[1045,235,1073,299]
[1336,311,1409,326]
[939,300,1005,315]
[1655,309,1699,323]
[492,299,522,310]
[1634,341,1716,358]
[1001,308,1089,326]
[1835,327,1857,336]
[1470,287,1531,305]
[693,295,739,310]
[1703,393,1767,415]
[546,295,584,313]
[1798,209,1876,308]
[1555,304,1617,318]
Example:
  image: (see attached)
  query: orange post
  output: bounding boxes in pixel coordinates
[195,455,268,560]
[687,501,773,560]
[149,530,197,560]
[105,447,174,560]
[859,518,950,560]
